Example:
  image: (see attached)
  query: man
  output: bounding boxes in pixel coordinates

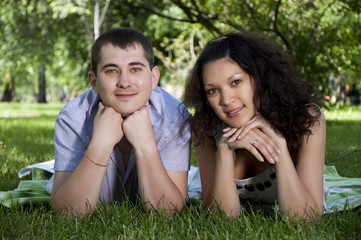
[47,28,191,216]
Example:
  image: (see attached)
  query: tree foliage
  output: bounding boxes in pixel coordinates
[0,0,360,101]
[120,0,361,95]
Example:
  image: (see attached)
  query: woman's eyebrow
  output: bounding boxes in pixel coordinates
[227,72,244,80]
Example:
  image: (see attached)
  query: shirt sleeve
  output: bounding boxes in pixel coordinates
[53,110,89,172]
[156,116,192,172]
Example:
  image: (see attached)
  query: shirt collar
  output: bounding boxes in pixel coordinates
[147,86,163,126]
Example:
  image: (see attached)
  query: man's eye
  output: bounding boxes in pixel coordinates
[131,68,141,72]
[231,79,242,86]
[105,69,117,74]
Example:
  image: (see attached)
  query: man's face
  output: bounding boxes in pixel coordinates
[89,43,159,117]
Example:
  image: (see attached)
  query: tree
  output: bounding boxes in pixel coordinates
[0,0,61,102]
[118,0,361,95]
[0,0,99,102]
[1,0,359,101]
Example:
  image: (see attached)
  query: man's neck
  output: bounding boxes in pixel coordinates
[117,137,132,168]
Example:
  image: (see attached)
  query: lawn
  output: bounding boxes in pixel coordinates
[0,102,360,239]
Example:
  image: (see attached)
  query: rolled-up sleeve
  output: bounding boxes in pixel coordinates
[53,110,89,172]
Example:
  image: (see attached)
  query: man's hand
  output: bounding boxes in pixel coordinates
[92,102,124,148]
[122,105,154,149]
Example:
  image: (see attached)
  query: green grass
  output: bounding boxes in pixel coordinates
[0,102,64,117]
[1,102,361,239]
[324,106,361,178]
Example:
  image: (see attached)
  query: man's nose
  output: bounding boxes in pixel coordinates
[116,73,132,88]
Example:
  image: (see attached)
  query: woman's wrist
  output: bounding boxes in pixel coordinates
[217,139,232,152]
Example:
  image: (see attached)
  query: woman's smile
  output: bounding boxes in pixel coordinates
[226,106,243,117]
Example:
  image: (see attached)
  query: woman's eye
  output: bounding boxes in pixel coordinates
[231,79,242,86]
[206,89,218,95]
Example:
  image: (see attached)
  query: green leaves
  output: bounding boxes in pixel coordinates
[0,0,359,100]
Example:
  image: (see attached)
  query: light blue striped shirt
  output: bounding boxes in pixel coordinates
[47,86,191,204]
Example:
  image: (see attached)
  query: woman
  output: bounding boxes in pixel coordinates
[184,32,326,220]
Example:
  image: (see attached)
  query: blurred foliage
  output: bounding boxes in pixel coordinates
[0,0,360,102]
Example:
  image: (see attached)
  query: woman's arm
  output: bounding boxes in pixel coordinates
[197,122,281,218]
[275,110,326,219]
[195,135,241,218]
[233,111,326,220]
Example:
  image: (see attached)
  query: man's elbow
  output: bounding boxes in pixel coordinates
[51,196,94,217]
[144,198,185,216]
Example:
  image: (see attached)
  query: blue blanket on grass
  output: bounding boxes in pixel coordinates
[187,165,361,213]
[1,161,360,213]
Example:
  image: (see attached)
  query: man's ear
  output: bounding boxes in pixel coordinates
[151,66,160,90]
[88,72,97,89]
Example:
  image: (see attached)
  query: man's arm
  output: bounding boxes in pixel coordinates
[51,103,124,216]
[122,106,190,215]
[134,144,188,214]
[51,150,109,215]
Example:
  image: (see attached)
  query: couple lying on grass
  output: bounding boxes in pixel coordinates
[48,28,325,221]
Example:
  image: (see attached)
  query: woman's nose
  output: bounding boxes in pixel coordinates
[220,91,234,106]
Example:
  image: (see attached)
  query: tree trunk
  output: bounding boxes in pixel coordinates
[37,64,47,103]
[94,0,110,40]
[1,74,15,102]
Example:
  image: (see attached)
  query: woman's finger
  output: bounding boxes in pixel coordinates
[237,115,273,140]
[248,129,279,163]
[227,128,280,164]
[248,146,265,162]
[222,127,231,132]
[228,127,245,142]
[222,127,239,138]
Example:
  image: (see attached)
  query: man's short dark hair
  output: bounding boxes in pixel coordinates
[91,28,154,75]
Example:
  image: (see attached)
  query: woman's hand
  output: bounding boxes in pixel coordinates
[222,114,284,164]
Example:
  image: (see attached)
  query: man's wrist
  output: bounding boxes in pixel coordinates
[86,139,114,162]
[133,139,158,158]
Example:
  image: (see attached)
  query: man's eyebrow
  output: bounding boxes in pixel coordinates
[101,63,118,70]
[129,61,147,67]
[101,62,147,70]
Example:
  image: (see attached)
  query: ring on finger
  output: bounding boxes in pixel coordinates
[251,139,258,146]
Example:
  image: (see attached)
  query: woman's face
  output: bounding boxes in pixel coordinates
[202,58,257,128]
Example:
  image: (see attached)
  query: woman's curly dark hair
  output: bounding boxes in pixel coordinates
[183,32,321,164]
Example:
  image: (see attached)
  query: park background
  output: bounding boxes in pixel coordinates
[1,0,361,239]
[0,0,360,104]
